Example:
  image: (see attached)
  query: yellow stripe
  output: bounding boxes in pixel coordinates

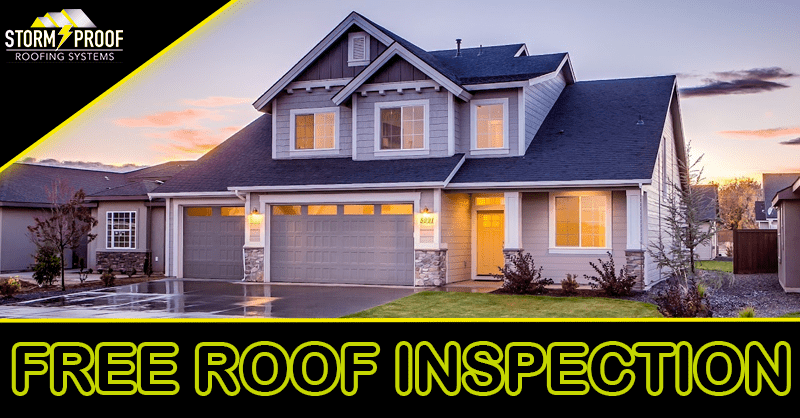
[61,9,78,28]
[45,13,59,27]
[0,0,240,175]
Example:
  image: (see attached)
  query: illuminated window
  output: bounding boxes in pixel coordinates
[273,206,301,216]
[106,211,136,249]
[475,196,504,206]
[221,207,245,216]
[186,207,212,216]
[343,205,374,215]
[553,192,609,248]
[290,108,338,152]
[375,100,428,153]
[380,204,413,215]
[308,205,337,215]
[471,99,508,151]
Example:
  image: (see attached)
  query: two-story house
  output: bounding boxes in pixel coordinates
[149,12,687,289]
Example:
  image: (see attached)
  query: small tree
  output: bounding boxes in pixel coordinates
[27,181,98,291]
[717,177,762,230]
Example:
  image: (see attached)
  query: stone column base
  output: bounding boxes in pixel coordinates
[502,248,525,272]
[625,250,645,291]
[96,251,149,273]
[414,249,447,286]
[244,248,265,282]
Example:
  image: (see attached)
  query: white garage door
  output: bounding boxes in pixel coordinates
[270,204,414,285]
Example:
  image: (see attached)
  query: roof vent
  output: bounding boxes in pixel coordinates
[636,115,645,125]
[455,39,462,57]
[478,45,482,56]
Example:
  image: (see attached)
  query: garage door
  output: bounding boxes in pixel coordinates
[183,206,245,279]
[270,204,414,285]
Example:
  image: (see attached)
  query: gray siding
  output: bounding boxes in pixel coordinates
[274,87,352,159]
[644,103,680,285]
[366,55,430,83]
[296,28,387,81]
[441,192,471,283]
[525,71,566,150]
[355,88,450,160]
[0,207,78,272]
[151,207,166,272]
[520,191,627,284]
[458,88,520,157]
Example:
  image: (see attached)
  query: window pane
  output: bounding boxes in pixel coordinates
[295,114,314,149]
[555,196,580,246]
[308,205,337,215]
[581,196,606,247]
[187,207,212,217]
[221,207,245,216]
[381,108,401,149]
[315,112,335,149]
[476,196,504,206]
[476,104,504,149]
[343,205,374,215]
[381,204,413,215]
[273,206,301,216]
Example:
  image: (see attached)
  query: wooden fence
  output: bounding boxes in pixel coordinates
[733,229,777,274]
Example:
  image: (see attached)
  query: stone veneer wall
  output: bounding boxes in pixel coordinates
[414,249,447,286]
[625,250,645,291]
[244,248,265,282]
[96,251,148,272]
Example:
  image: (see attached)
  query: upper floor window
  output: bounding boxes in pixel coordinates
[374,100,429,156]
[471,98,509,154]
[348,32,370,67]
[290,107,339,154]
[107,211,136,249]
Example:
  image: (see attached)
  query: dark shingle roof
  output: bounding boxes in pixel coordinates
[763,173,800,207]
[692,184,718,221]
[152,115,464,193]
[0,164,128,206]
[450,75,676,184]
[429,47,566,85]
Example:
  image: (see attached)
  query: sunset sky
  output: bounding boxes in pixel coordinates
[22,0,800,183]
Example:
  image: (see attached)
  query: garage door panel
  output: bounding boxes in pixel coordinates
[183,206,244,279]
[271,206,413,285]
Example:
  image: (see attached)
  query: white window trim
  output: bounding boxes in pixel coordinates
[289,107,340,156]
[470,98,510,155]
[348,31,370,67]
[548,191,612,253]
[106,211,137,250]
[373,99,430,157]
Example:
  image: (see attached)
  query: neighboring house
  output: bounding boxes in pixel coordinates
[754,201,777,229]
[149,12,688,290]
[0,161,190,273]
[692,184,719,260]
[772,176,800,293]
[758,173,800,229]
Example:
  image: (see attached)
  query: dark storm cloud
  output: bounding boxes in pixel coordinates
[779,137,800,145]
[678,67,796,97]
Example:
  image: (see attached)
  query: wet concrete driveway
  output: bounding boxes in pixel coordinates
[0,279,418,319]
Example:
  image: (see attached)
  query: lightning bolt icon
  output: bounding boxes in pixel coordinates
[57,25,73,50]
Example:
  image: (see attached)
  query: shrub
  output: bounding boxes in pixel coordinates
[124,267,136,278]
[654,270,711,318]
[32,246,61,287]
[0,277,21,298]
[100,268,115,287]
[738,306,756,318]
[561,273,580,295]
[495,250,553,294]
[584,252,636,296]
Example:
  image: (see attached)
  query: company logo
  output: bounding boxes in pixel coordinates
[5,9,123,63]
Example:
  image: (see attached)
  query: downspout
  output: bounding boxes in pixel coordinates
[234,189,246,201]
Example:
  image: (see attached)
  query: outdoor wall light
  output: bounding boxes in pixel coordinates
[248,207,263,224]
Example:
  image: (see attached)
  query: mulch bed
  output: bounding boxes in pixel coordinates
[491,286,637,299]
[0,275,164,305]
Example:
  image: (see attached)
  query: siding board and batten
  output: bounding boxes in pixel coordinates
[295,28,387,82]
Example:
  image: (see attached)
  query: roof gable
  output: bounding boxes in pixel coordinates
[252,12,394,112]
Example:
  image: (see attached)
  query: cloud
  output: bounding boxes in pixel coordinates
[149,126,243,156]
[679,67,796,97]
[183,96,251,107]
[20,158,143,172]
[718,127,800,139]
[115,108,224,128]
[779,137,800,145]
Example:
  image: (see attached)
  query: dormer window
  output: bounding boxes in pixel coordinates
[348,32,370,66]
[471,98,509,154]
[289,107,340,155]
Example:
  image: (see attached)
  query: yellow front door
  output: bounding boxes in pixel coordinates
[477,211,504,276]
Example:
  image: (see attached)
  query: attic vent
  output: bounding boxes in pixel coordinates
[348,32,370,66]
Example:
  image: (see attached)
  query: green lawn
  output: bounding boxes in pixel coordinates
[343,291,661,318]
[779,312,800,318]
[695,260,733,273]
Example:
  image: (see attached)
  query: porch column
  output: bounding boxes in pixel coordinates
[625,189,645,290]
